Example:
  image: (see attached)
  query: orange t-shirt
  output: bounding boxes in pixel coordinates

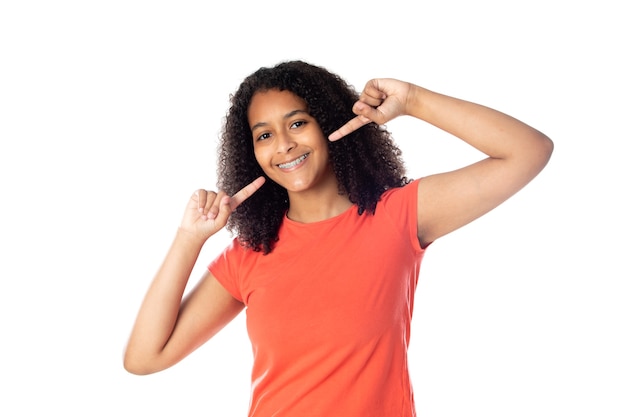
[209,179,426,416]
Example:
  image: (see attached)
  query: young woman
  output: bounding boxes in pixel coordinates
[124,60,553,416]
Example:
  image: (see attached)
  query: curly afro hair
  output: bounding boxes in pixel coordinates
[217,60,410,254]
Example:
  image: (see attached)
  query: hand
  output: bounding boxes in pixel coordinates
[329,78,413,141]
[179,176,266,241]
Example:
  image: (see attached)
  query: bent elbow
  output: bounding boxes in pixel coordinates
[526,131,554,175]
[536,133,554,171]
[540,133,554,161]
[123,355,150,376]
[123,349,161,376]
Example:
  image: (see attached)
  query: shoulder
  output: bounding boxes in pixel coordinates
[378,179,419,207]
[376,179,423,252]
[209,237,259,280]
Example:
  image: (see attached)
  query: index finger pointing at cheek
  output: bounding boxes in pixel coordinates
[328,115,371,141]
[230,176,266,210]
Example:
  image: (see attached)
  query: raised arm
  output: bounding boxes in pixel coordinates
[123,177,265,375]
[330,79,553,247]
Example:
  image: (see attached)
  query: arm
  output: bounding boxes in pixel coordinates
[123,177,265,375]
[330,79,553,247]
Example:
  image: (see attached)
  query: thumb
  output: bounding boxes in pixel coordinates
[353,101,382,124]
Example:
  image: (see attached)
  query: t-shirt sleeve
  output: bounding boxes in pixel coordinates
[208,238,244,302]
[378,179,424,253]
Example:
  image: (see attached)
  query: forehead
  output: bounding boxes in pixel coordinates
[248,89,308,122]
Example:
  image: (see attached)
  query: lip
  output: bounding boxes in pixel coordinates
[276,153,310,170]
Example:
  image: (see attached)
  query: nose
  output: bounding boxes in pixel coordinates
[276,132,296,154]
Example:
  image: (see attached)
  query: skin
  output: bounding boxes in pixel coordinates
[124,79,553,375]
[249,90,352,223]
[329,79,553,245]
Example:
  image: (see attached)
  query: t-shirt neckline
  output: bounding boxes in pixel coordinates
[282,204,357,228]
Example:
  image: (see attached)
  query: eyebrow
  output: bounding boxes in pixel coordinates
[250,109,309,132]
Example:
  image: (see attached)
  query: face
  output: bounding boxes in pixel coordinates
[249,89,336,194]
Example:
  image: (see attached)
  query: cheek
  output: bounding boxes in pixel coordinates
[253,148,274,175]
[253,147,266,164]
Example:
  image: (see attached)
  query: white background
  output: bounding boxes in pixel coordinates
[1,1,624,416]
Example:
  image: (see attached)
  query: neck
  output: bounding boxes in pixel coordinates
[286,190,352,223]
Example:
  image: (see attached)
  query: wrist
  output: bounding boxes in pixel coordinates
[174,227,207,249]
[406,84,426,116]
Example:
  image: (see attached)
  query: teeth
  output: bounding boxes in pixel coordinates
[278,153,309,169]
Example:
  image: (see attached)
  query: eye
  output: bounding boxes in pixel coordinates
[256,132,271,142]
[290,120,306,129]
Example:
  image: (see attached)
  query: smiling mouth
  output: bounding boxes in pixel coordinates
[278,153,310,169]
